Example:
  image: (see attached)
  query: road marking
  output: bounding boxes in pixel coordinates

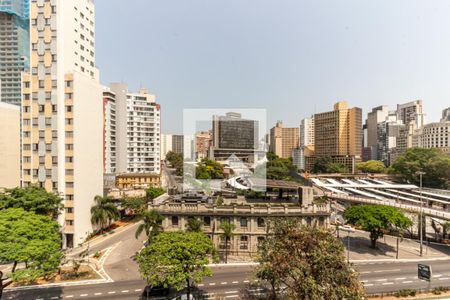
[94,293,102,295]
[376,279,387,282]
[209,283,216,286]
[364,284,374,287]
[36,298,44,300]
[108,291,116,294]
[243,280,250,283]
[374,269,401,273]
[382,282,394,285]
[360,271,371,274]
[221,282,228,285]
[51,297,59,300]
[403,281,413,284]
[225,291,238,294]
[135,289,142,292]
[439,277,449,280]
[65,296,74,299]
[80,295,88,297]
[121,290,129,293]
[232,281,239,284]
[395,277,406,280]
[198,284,204,287]
[361,280,368,283]
[225,296,239,298]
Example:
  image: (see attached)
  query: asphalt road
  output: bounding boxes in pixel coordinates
[5,261,450,299]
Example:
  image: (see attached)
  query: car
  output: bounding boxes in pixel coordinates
[141,285,170,299]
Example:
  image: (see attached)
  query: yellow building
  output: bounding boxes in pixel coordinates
[0,102,20,188]
[311,101,362,173]
[116,173,161,189]
[269,121,299,159]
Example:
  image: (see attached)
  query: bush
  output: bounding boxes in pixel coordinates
[433,286,449,295]
[394,289,417,297]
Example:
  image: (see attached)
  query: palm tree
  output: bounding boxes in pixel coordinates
[135,209,164,244]
[220,220,235,263]
[90,195,120,233]
[186,216,203,232]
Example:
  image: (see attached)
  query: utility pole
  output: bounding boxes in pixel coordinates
[417,171,426,257]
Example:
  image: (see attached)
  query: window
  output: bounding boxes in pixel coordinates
[203,216,211,227]
[240,235,248,250]
[39,105,45,112]
[220,217,230,225]
[66,207,73,213]
[257,217,265,228]
[257,236,265,246]
[171,216,179,226]
[39,80,44,88]
[66,105,73,112]
[65,156,73,163]
[240,217,248,227]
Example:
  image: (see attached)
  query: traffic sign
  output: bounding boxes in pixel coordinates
[418,264,432,281]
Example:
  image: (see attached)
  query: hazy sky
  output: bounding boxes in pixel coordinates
[95,0,450,134]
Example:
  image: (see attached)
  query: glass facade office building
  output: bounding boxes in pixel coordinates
[0,0,30,105]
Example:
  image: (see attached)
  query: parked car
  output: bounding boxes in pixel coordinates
[141,285,170,299]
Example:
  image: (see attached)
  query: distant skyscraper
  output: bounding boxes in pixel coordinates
[312,101,362,173]
[22,0,103,248]
[0,0,29,105]
[172,135,184,156]
[210,112,258,162]
[365,106,388,161]
[442,107,450,122]
[397,100,425,129]
[109,83,161,174]
[195,131,211,160]
[298,116,315,170]
[269,121,299,159]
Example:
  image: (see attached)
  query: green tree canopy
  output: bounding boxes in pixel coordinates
[90,195,120,233]
[259,152,293,180]
[137,231,215,296]
[389,148,450,188]
[166,151,184,176]
[0,185,63,219]
[121,197,147,216]
[219,220,235,263]
[326,162,349,174]
[135,209,164,243]
[356,160,386,173]
[0,208,63,284]
[311,156,332,173]
[186,217,203,232]
[344,205,412,248]
[256,218,364,300]
[195,158,224,180]
[146,186,165,201]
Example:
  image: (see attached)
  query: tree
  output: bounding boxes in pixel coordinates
[389,148,450,189]
[186,217,203,232]
[344,205,412,248]
[137,231,215,297]
[166,151,184,176]
[121,197,147,216]
[255,218,364,300]
[356,160,386,173]
[0,208,63,286]
[219,220,235,263]
[90,195,120,233]
[326,162,348,174]
[258,152,293,180]
[195,158,224,179]
[135,209,164,243]
[0,185,63,219]
[146,186,165,201]
[312,156,333,173]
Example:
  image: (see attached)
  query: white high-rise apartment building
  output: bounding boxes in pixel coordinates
[103,87,116,174]
[161,134,173,160]
[22,0,103,248]
[365,105,389,160]
[109,83,161,174]
[298,116,314,170]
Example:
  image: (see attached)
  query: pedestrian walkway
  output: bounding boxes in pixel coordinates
[342,229,450,261]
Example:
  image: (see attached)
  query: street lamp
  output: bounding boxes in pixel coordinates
[339,225,355,263]
[416,171,426,257]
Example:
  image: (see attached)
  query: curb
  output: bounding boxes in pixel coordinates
[4,278,112,292]
[352,256,450,263]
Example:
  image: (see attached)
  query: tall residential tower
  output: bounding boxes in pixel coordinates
[22,0,103,248]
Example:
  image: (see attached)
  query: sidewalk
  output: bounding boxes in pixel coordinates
[342,229,450,261]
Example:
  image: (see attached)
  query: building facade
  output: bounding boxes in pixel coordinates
[365,105,388,161]
[441,107,450,122]
[160,134,173,160]
[397,100,425,129]
[269,121,299,159]
[109,84,161,175]
[210,112,258,162]
[115,173,161,189]
[298,116,315,170]
[195,131,211,160]
[0,102,20,187]
[311,101,362,173]
[22,0,103,248]
[151,201,330,256]
[0,0,29,105]
[102,88,116,174]
[172,134,184,155]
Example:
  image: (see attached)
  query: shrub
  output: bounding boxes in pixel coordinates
[394,289,417,297]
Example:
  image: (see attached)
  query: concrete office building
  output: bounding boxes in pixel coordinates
[365,105,389,161]
[0,0,29,105]
[413,108,450,154]
[397,100,425,129]
[298,116,315,170]
[269,121,299,159]
[195,131,211,160]
[210,112,258,163]
[109,84,161,175]
[376,112,405,165]
[310,101,362,173]
[102,88,116,174]
[172,134,184,155]
[0,102,20,187]
[22,0,103,248]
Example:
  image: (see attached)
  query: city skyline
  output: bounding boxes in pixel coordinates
[96,0,450,134]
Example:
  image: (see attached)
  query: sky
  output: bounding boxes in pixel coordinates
[95,0,450,134]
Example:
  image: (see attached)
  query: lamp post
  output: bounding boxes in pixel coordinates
[339,225,355,263]
[416,171,426,257]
